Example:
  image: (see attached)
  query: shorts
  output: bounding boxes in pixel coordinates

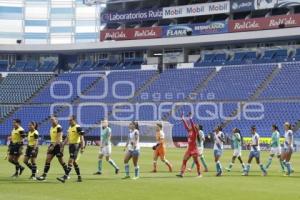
[270,147,281,156]
[154,146,166,158]
[128,149,140,157]
[283,147,294,154]
[249,151,260,159]
[9,143,23,156]
[184,149,199,157]
[233,149,242,157]
[198,147,204,155]
[25,146,38,158]
[69,144,80,160]
[214,149,223,157]
[47,143,63,158]
[99,145,112,156]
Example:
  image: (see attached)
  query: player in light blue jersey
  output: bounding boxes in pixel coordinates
[187,124,208,172]
[281,122,294,176]
[123,121,140,180]
[94,120,119,175]
[243,126,267,176]
[225,128,245,172]
[265,125,285,172]
[213,126,225,177]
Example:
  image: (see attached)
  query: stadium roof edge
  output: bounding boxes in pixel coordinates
[1,27,300,53]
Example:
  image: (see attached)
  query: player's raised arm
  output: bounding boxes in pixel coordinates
[181,113,190,131]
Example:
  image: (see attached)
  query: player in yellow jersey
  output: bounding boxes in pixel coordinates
[8,119,26,178]
[152,123,172,172]
[23,121,39,180]
[57,115,85,183]
[37,116,68,181]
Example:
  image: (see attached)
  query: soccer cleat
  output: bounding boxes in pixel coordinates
[57,176,66,183]
[196,174,203,178]
[29,175,36,180]
[204,168,209,172]
[151,169,157,173]
[132,176,139,180]
[115,168,119,175]
[19,166,25,176]
[216,171,222,177]
[262,171,267,176]
[77,177,82,182]
[187,168,192,172]
[176,174,183,178]
[93,171,102,175]
[122,175,131,180]
[225,167,231,172]
[36,175,46,181]
[242,172,248,176]
[11,173,18,178]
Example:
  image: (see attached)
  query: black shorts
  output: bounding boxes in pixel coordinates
[47,144,63,158]
[69,144,80,160]
[25,146,39,158]
[9,143,23,156]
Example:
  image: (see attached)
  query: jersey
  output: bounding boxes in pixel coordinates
[156,130,165,145]
[128,129,140,151]
[251,132,260,151]
[11,126,25,144]
[27,130,39,146]
[68,124,83,144]
[101,127,112,146]
[50,124,63,143]
[213,131,225,150]
[271,131,280,148]
[284,130,293,149]
[232,132,242,150]
[197,130,205,148]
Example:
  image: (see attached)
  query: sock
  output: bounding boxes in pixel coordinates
[32,163,37,176]
[134,166,140,177]
[242,163,245,169]
[286,162,291,175]
[200,155,208,170]
[98,160,102,173]
[61,162,68,174]
[228,163,233,170]
[181,160,188,174]
[43,162,50,176]
[74,163,81,178]
[108,159,119,170]
[260,164,267,173]
[163,160,172,171]
[25,162,32,170]
[64,164,72,178]
[194,160,201,175]
[245,164,250,173]
[153,161,157,171]
[15,162,19,174]
[279,160,285,171]
[217,161,222,173]
[265,157,273,169]
[125,164,129,176]
[190,162,195,170]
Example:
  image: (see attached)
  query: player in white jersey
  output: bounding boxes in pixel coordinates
[281,122,294,176]
[265,125,285,172]
[187,124,208,172]
[123,121,140,180]
[225,128,245,172]
[213,126,225,177]
[243,126,267,176]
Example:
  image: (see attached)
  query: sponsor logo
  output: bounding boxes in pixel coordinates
[165,26,193,37]
[194,22,226,33]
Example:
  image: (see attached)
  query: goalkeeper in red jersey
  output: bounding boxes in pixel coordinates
[176,113,202,178]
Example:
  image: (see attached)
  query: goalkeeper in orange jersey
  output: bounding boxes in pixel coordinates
[152,123,173,173]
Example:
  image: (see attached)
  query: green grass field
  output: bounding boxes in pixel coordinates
[0,146,299,200]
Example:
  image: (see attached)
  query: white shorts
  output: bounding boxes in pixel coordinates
[270,147,281,156]
[99,145,111,156]
[198,147,204,155]
[233,149,242,157]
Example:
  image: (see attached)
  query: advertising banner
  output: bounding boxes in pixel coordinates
[101,8,163,23]
[231,0,300,12]
[100,27,162,41]
[229,14,300,32]
[162,21,228,38]
[162,1,230,19]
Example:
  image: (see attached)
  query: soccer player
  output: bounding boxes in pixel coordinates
[187,124,208,172]
[176,114,201,178]
[94,119,119,175]
[123,121,140,180]
[152,123,172,173]
[225,128,245,172]
[8,119,26,178]
[265,125,285,171]
[243,126,267,176]
[213,126,225,176]
[37,116,68,181]
[23,121,39,180]
[57,115,85,183]
[281,122,294,176]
